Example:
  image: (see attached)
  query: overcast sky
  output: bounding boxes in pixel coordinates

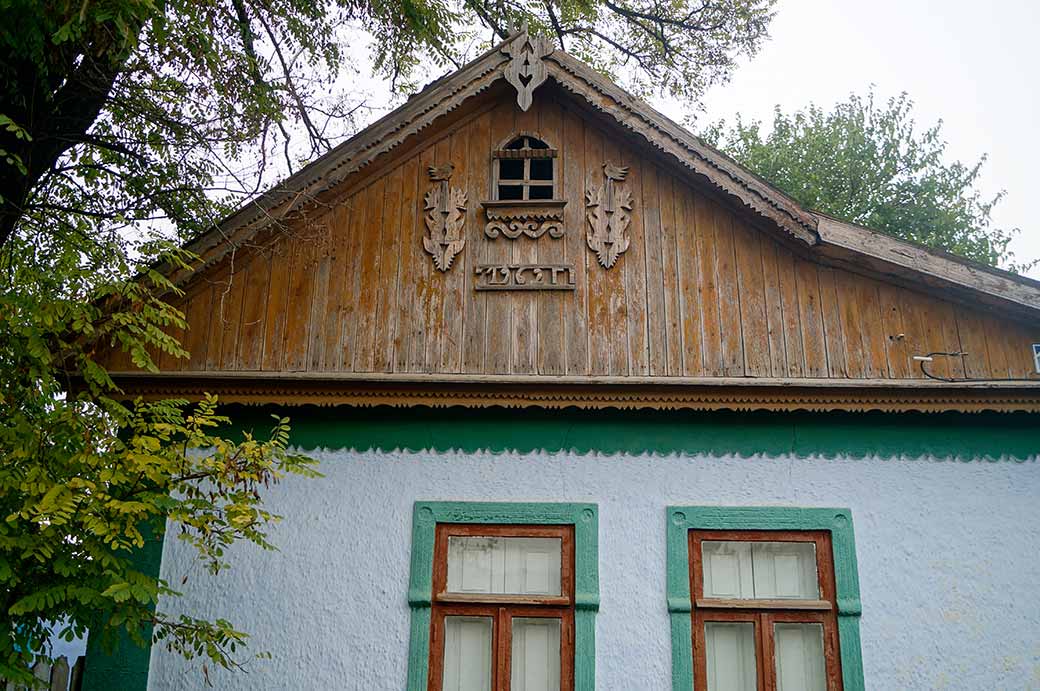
[659,0,1040,277]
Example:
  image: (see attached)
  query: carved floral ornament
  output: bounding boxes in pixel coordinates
[423,164,467,272]
[586,163,633,268]
[501,30,553,112]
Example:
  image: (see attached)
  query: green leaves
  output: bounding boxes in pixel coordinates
[702,90,1033,272]
[0,245,319,680]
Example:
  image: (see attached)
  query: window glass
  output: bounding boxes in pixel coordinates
[510,618,561,691]
[528,185,554,200]
[705,622,757,691]
[702,541,819,599]
[530,158,553,180]
[442,616,493,691]
[498,184,524,200]
[774,623,826,691]
[447,536,562,596]
[499,159,524,180]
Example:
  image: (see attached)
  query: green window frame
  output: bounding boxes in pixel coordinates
[406,501,599,690]
[666,506,864,691]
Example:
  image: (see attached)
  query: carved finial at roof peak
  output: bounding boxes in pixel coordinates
[501,28,554,112]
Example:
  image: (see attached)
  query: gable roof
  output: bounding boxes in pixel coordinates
[179,28,1040,321]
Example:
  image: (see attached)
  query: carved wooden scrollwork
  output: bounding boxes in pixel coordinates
[586,163,632,268]
[501,29,553,112]
[423,164,467,271]
[482,200,566,240]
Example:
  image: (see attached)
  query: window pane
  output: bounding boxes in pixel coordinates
[702,541,819,599]
[705,622,756,691]
[499,159,524,180]
[774,623,826,691]
[510,618,561,691]
[529,185,554,200]
[498,184,523,200]
[443,617,492,691]
[530,158,553,180]
[447,536,562,596]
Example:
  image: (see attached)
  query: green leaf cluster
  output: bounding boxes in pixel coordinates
[701,90,1033,272]
[0,240,319,683]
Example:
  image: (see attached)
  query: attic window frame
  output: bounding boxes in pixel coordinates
[492,133,559,202]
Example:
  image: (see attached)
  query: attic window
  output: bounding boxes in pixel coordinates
[493,135,558,201]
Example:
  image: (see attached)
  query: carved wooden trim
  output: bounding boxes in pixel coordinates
[501,30,553,111]
[423,164,467,271]
[100,372,1040,414]
[586,163,632,268]
[483,200,566,240]
[475,263,576,290]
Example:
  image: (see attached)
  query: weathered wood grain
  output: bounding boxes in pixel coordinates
[116,91,1040,388]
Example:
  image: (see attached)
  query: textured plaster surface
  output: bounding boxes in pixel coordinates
[150,450,1040,690]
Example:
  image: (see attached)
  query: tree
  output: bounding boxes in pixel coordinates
[0,0,777,681]
[1,0,777,257]
[0,236,321,684]
[701,91,1032,271]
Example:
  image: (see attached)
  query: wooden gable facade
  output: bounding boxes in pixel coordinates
[101,31,1040,413]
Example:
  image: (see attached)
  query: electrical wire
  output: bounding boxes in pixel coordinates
[915,351,1040,383]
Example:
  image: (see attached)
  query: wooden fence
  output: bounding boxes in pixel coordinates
[3,656,84,691]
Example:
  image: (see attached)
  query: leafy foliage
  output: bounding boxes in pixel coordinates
[0,239,320,683]
[701,91,1032,271]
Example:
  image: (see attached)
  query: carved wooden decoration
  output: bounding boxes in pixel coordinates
[474,263,576,290]
[483,200,565,240]
[423,164,467,271]
[502,30,553,112]
[586,163,632,268]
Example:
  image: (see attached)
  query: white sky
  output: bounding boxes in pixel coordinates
[343,0,1039,276]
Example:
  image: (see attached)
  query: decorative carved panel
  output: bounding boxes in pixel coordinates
[586,163,632,269]
[474,263,576,291]
[501,30,553,112]
[423,164,467,271]
[482,200,566,240]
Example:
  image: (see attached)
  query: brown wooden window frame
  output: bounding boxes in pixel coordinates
[491,133,559,202]
[428,523,576,691]
[690,529,845,691]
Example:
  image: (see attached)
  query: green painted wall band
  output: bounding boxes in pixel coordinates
[222,405,1040,460]
[666,506,865,691]
[407,501,600,690]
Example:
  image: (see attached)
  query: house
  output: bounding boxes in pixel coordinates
[83,29,1040,690]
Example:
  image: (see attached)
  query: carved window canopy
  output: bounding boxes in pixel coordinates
[481,198,567,240]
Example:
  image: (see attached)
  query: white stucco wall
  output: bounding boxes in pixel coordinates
[149,449,1040,690]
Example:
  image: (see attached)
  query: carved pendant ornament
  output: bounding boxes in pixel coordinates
[502,29,553,112]
[423,164,467,271]
[586,163,633,269]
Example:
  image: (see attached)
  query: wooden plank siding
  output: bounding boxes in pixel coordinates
[123,94,1040,383]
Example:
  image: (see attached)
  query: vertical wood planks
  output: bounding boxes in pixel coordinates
[602,135,630,374]
[355,179,387,371]
[484,100,516,373]
[537,100,566,374]
[394,154,422,373]
[640,164,666,374]
[462,112,491,373]
[561,103,589,375]
[714,205,744,376]
[776,249,805,378]
[795,258,828,377]
[675,183,702,377]
[585,125,612,375]
[759,237,787,377]
[732,216,770,377]
[658,173,682,375]
[694,193,724,375]
[375,162,405,372]
[238,250,271,370]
